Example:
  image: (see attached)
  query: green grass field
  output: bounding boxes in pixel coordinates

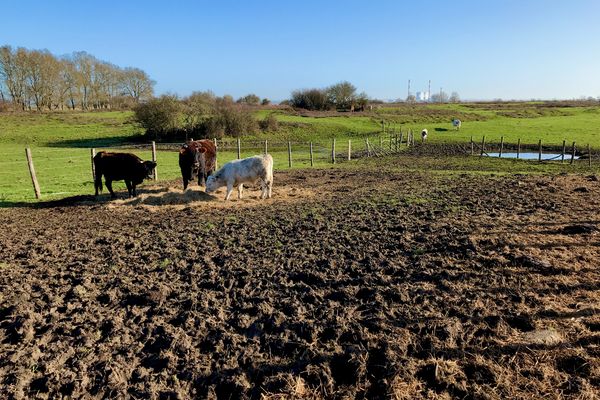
[1,102,599,204]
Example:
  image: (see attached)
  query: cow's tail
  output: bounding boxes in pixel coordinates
[94,153,103,195]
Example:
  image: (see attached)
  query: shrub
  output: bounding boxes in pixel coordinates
[237,94,260,105]
[261,98,270,106]
[290,88,330,111]
[259,113,279,132]
[201,104,258,138]
[133,94,182,137]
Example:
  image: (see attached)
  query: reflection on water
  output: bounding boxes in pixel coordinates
[484,152,579,160]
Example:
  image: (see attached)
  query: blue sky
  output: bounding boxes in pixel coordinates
[2,0,599,101]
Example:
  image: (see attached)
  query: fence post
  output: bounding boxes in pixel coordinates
[538,139,542,162]
[151,141,158,180]
[288,141,292,168]
[332,138,336,164]
[480,136,486,156]
[571,142,576,165]
[517,138,521,159]
[213,138,218,169]
[264,140,268,155]
[237,138,241,159]
[310,142,314,167]
[348,139,352,161]
[25,147,41,199]
[470,136,474,156]
[91,148,96,180]
[499,136,504,158]
[366,138,371,157]
[588,144,592,167]
[379,135,383,147]
[561,140,566,163]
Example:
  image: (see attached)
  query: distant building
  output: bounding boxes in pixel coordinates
[416,91,430,102]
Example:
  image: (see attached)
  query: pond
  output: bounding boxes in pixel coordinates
[483,152,579,160]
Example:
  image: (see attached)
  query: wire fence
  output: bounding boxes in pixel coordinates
[0,132,596,202]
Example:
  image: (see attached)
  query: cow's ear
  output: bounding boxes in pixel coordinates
[179,148,187,155]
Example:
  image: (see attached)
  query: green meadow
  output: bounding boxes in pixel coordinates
[1,102,599,204]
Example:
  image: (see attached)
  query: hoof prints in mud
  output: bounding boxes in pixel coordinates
[0,170,599,398]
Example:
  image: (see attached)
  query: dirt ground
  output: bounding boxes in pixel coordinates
[0,166,599,399]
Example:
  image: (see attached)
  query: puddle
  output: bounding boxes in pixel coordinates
[483,152,579,160]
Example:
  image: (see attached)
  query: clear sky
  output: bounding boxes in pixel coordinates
[2,0,599,101]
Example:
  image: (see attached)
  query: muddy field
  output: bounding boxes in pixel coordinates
[0,166,599,399]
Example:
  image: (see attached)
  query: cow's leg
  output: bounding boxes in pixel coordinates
[259,180,267,199]
[238,183,243,199]
[106,180,116,198]
[225,183,234,201]
[267,181,272,199]
[125,180,133,197]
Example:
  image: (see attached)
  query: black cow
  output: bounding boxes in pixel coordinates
[94,151,156,198]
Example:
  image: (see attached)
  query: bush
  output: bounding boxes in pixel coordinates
[201,104,258,138]
[290,88,330,111]
[133,94,182,137]
[259,113,279,132]
[261,98,270,106]
[237,94,260,105]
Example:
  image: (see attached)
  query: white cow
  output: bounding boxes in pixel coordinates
[205,154,273,200]
[421,129,428,141]
[452,119,462,130]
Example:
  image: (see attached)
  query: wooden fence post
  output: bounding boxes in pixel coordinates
[237,138,241,159]
[561,140,566,163]
[213,138,218,169]
[151,141,158,180]
[538,139,542,162]
[470,136,473,156]
[332,138,336,164]
[310,142,314,167]
[25,147,41,199]
[91,148,96,180]
[379,135,383,147]
[499,136,504,158]
[571,142,576,165]
[517,138,521,159]
[288,141,292,168]
[480,136,486,156]
[264,140,268,155]
[365,138,370,157]
[348,139,352,161]
[588,144,592,167]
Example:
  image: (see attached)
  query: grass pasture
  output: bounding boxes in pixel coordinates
[1,101,600,204]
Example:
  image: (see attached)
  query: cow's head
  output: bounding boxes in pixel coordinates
[143,161,157,178]
[205,173,219,193]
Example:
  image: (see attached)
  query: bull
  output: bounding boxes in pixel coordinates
[179,139,217,190]
[94,151,156,198]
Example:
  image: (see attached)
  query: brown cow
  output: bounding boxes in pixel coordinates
[94,151,156,198]
[179,139,217,190]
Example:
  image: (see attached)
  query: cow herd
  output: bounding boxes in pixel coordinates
[93,139,274,201]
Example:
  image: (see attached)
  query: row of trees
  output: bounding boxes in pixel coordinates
[289,81,369,111]
[0,45,154,111]
[134,91,277,139]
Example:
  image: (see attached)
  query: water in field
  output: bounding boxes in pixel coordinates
[483,152,579,160]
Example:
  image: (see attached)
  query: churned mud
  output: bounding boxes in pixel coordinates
[0,168,598,399]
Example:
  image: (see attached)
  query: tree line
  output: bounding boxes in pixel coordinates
[0,45,154,111]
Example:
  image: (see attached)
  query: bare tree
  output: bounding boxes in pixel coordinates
[121,67,154,103]
[0,46,28,110]
[449,92,460,103]
[326,81,357,110]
